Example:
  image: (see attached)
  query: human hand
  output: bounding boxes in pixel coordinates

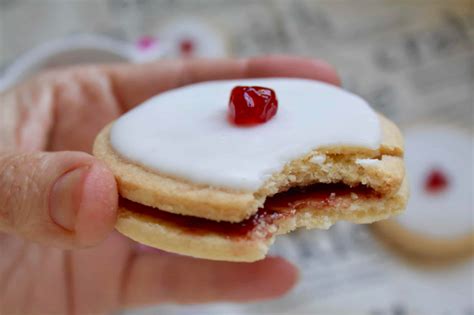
[0,56,340,314]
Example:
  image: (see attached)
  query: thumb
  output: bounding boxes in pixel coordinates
[0,151,117,248]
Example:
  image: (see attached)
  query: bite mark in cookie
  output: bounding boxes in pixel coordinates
[93,78,408,261]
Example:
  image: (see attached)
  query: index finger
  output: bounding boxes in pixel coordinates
[105,55,340,111]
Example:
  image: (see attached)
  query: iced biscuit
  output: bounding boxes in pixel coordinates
[93,78,408,261]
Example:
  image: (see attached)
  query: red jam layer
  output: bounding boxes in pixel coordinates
[120,183,381,239]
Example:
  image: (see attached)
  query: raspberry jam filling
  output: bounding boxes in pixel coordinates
[120,183,381,239]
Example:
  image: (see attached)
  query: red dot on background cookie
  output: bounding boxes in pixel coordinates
[424,168,449,194]
[137,36,157,50]
[228,86,278,125]
[179,39,195,56]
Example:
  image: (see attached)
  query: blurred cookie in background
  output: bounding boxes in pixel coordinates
[372,126,473,263]
[0,33,170,92]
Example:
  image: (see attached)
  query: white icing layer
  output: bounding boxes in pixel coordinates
[110,78,381,191]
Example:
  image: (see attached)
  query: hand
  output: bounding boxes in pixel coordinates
[0,56,340,314]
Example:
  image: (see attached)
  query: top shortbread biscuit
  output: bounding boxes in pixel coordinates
[93,78,404,222]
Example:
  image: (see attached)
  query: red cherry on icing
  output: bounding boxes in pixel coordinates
[424,168,449,194]
[228,86,278,125]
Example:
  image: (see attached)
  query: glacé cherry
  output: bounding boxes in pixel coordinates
[228,86,278,125]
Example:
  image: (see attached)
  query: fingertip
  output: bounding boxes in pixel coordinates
[266,256,300,288]
[311,59,342,86]
[220,256,299,302]
[249,256,299,300]
[75,160,118,246]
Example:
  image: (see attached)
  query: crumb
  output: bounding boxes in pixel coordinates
[310,154,326,165]
[356,158,379,166]
[268,225,277,233]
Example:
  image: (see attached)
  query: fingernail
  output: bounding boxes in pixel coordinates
[50,166,90,231]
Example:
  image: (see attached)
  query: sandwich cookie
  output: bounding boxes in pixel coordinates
[93,78,408,262]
